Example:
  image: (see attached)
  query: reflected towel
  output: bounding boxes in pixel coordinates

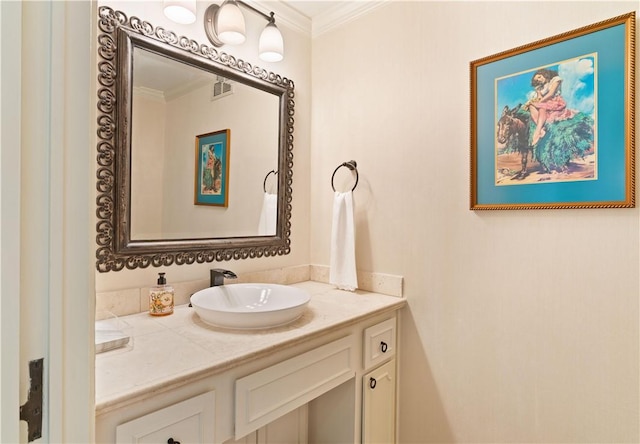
[258,193,277,235]
[330,191,358,291]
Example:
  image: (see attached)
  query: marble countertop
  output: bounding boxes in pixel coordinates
[95,281,406,414]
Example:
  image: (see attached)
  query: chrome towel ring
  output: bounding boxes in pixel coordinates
[263,170,278,193]
[331,160,358,192]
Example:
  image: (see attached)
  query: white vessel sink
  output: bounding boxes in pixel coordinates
[190,283,311,329]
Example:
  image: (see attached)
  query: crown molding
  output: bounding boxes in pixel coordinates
[242,1,389,38]
[242,0,312,35]
[310,1,389,38]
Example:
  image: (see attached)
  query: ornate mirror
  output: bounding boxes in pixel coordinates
[96,7,294,272]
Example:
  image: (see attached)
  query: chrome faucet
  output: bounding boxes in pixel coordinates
[210,269,237,287]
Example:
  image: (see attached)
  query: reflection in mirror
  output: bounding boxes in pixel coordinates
[130,48,280,240]
[95,7,294,272]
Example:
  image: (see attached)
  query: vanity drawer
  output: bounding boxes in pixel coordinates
[115,391,215,443]
[363,317,396,370]
[235,335,356,439]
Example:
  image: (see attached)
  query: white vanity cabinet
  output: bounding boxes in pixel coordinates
[115,391,215,443]
[95,283,405,444]
[361,318,398,444]
[362,359,396,444]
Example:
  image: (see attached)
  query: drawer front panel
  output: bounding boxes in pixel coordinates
[115,391,215,443]
[363,317,396,370]
[235,335,356,439]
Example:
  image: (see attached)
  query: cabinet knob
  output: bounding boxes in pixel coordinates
[380,341,388,353]
[167,439,181,444]
[369,377,377,389]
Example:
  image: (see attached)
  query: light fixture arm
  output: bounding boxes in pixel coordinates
[234,0,275,24]
[204,0,277,48]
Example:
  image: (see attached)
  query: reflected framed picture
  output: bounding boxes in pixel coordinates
[470,13,635,210]
[195,129,230,207]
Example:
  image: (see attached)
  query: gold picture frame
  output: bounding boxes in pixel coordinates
[195,129,230,207]
[470,13,635,210]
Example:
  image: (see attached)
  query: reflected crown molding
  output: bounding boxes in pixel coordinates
[133,86,166,102]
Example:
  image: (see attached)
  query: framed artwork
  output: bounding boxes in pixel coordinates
[195,129,230,207]
[470,13,635,210]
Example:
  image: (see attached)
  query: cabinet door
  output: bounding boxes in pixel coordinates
[115,391,215,443]
[362,360,396,444]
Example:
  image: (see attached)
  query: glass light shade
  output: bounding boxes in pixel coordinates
[163,0,196,24]
[259,22,284,62]
[217,0,246,45]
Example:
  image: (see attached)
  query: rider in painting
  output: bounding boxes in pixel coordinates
[525,68,576,146]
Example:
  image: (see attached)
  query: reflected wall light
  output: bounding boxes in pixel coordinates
[203,0,284,62]
[163,0,197,24]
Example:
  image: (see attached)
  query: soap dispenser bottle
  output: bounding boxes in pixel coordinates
[149,272,174,316]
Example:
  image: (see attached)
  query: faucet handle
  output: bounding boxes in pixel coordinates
[210,269,237,286]
[211,268,237,279]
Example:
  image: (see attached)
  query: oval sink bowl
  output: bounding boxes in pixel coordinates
[190,284,311,330]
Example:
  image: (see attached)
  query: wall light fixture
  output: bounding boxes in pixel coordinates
[163,0,197,24]
[203,0,284,62]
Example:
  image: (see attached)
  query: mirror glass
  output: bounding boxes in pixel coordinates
[95,7,294,272]
[130,48,280,240]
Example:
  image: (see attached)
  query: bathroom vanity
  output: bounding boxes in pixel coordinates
[93,9,405,443]
[95,281,405,443]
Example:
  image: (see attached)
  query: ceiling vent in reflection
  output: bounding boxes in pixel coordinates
[211,76,234,101]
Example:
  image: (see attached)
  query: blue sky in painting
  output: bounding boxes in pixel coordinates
[496,54,596,119]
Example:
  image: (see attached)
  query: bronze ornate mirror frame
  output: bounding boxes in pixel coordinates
[96,6,294,272]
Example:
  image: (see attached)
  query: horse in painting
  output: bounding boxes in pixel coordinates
[496,104,533,180]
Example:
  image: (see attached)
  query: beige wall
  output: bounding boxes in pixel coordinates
[132,82,279,239]
[95,1,311,291]
[131,92,166,237]
[311,2,639,442]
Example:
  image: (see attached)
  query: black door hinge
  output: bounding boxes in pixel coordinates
[19,358,43,442]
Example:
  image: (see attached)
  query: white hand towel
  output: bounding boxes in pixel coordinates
[330,191,358,291]
[258,193,277,235]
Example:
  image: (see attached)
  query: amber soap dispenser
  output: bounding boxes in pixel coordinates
[149,272,174,316]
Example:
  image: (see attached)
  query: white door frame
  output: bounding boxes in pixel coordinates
[1,1,95,442]
[1,1,23,442]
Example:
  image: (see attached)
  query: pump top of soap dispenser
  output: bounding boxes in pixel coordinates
[157,272,166,285]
